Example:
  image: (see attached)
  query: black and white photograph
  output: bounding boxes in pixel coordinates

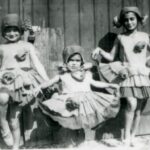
[0,0,150,150]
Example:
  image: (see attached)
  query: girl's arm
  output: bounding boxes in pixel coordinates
[146,35,150,67]
[40,75,60,89]
[92,37,119,62]
[87,71,119,89]
[29,44,49,81]
[33,75,60,96]
[90,79,119,89]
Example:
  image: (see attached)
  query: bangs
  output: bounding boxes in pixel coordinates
[67,53,84,65]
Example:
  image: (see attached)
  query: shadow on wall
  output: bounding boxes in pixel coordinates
[98,32,117,63]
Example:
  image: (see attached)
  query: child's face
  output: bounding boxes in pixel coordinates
[123,12,138,32]
[67,54,82,72]
[4,27,21,42]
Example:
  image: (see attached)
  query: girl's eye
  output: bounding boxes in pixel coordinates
[124,17,136,22]
[130,17,135,21]
[69,59,81,62]
[76,60,81,62]
[5,27,19,33]
[13,29,19,32]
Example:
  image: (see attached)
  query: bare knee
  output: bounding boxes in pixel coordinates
[9,108,21,131]
[126,97,137,112]
[9,119,20,131]
[134,110,141,118]
[0,93,9,105]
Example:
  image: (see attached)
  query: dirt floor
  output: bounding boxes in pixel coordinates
[10,135,149,150]
[1,131,150,150]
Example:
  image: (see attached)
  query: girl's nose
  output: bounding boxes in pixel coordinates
[128,20,132,24]
[9,30,15,35]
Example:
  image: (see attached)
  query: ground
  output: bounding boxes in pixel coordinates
[15,135,150,150]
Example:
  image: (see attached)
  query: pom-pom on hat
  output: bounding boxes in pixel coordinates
[113,6,148,28]
[62,45,84,65]
[1,13,24,36]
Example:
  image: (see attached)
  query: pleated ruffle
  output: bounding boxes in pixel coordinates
[99,62,150,85]
[99,62,126,83]
[98,62,150,99]
[120,75,150,87]
[120,87,150,99]
[0,68,44,103]
[39,91,120,129]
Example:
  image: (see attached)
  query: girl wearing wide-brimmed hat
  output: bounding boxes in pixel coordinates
[0,13,49,149]
[34,45,120,146]
[92,6,150,146]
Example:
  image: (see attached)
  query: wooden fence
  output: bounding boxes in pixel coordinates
[34,28,64,77]
[0,0,150,148]
[0,0,150,72]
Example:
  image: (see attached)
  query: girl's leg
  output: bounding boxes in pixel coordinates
[124,97,137,145]
[79,128,96,147]
[0,93,13,146]
[130,99,143,142]
[84,128,95,141]
[9,103,22,149]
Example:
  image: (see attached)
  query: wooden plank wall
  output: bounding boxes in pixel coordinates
[0,0,150,147]
[0,1,150,136]
[0,0,149,76]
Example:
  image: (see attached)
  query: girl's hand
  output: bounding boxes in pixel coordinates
[113,89,120,97]
[33,86,43,97]
[19,100,29,107]
[109,83,119,89]
[109,84,120,97]
[92,47,101,60]
[19,90,34,106]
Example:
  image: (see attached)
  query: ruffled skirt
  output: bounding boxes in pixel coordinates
[39,91,120,129]
[0,68,44,103]
[99,62,150,99]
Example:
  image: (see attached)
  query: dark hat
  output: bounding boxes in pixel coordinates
[62,45,84,64]
[1,14,24,36]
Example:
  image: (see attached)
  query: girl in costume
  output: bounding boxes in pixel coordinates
[0,14,49,149]
[92,6,150,146]
[34,45,120,146]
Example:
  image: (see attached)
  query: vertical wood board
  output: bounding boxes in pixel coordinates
[64,0,79,46]
[94,0,109,46]
[33,0,48,27]
[79,0,95,61]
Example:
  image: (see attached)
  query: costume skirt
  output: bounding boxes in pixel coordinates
[0,68,44,103]
[99,62,150,99]
[39,91,120,129]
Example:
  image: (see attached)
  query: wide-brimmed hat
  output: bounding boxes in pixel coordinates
[120,7,142,22]
[1,13,24,36]
[113,6,148,28]
[62,45,84,65]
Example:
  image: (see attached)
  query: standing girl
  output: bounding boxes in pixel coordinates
[0,14,49,149]
[34,45,120,146]
[92,6,150,146]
